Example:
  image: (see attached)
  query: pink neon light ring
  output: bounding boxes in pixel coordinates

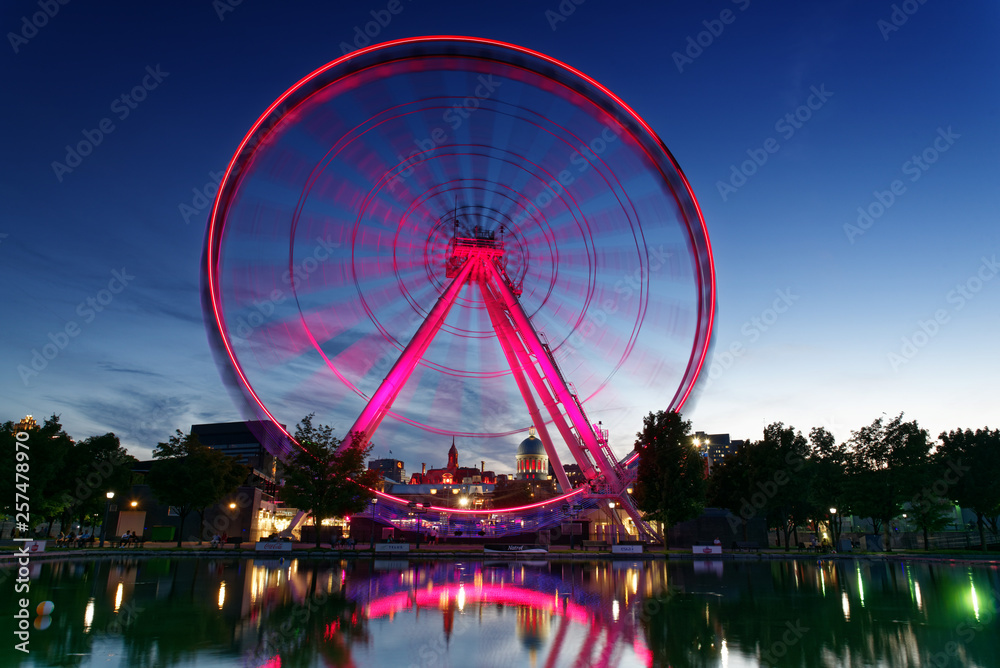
[204,36,714,518]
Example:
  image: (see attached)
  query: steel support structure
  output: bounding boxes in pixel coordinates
[328,232,655,541]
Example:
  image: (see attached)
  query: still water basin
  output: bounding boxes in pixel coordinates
[1,555,997,667]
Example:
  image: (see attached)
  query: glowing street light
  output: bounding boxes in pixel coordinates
[100,491,115,548]
[459,496,469,507]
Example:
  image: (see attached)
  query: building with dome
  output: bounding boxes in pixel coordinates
[515,426,549,481]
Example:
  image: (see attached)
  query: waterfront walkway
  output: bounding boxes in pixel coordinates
[1,541,997,563]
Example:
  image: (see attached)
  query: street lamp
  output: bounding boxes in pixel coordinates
[130,500,138,508]
[608,501,617,544]
[369,498,377,550]
[100,491,115,548]
[829,507,839,548]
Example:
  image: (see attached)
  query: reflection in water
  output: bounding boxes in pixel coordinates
[0,557,997,667]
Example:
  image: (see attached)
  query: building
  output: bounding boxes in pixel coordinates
[692,431,744,469]
[192,421,278,487]
[407,437,496,486]
[368,458,406,483]
[515,427,548,481]
[119,421,284,543]
[389,437,497,509]
[13,415,38,432]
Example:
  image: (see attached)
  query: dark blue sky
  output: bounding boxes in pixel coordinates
[3,0,998,468]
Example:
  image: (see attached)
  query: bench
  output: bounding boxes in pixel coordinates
[733,541,759,552]
[114,537,145,548]
[581,540,608,551]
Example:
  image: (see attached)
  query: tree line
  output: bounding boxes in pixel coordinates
[634,411,1000,551]
[1,413,382,548]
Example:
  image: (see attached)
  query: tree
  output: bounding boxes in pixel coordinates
[0,415,75,534]
[907,491,953,550]
[755,423,811,550]
[59,433,137,535]
[937,427,1000,552]
[146,430,248,547]
[633,411,707,548]
[278,415,382,548]
[707,445,757,541]
[807,427,850,548]
[847,414,931,551]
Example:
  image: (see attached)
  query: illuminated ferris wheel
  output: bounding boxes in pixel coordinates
[204,36,714,539]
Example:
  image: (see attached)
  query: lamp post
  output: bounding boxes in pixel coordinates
[608,501,617,545]
[829,507,839,548]
[100,491,115,547]
[369,498,377,551]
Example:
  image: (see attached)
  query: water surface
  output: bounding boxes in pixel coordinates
[1,556,998,667]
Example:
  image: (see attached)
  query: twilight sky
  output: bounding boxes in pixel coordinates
[3,1,998,474]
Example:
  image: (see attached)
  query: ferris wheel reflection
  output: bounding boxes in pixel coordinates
[356,561,653,668]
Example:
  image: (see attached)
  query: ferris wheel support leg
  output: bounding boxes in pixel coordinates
[280,510,310,537]
[481,277,599,482]
[339,259,476,452]
[483,262,621,486]
[617,493,656,542]
[482,282,574,493]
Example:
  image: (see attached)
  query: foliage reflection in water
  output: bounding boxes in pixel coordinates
[0,557,998,667]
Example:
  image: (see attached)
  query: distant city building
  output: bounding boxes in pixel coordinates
[192,421,278,482]
[562,463,586,488]
[369,458,406,483]
[692,431,744,468]
[408,437,496,486]
[13,415,37,432]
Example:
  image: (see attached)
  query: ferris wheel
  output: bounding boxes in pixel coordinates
[204,36,714,538]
